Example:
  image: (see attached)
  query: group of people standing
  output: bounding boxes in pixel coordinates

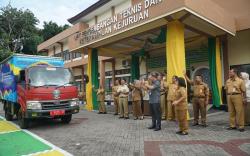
[92,68,250,135]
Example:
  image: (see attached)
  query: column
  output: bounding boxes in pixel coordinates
[85,48,99,111]
[99,60,105,88]
[111,59,116,86]
[166,20,186,82]
[131,54,140,82]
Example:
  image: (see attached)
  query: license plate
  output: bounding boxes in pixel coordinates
[50,110,65,116]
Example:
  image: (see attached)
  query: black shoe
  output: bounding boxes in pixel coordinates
[239,128,245,132]
[176,131,182,134]
[124,117,129,119]
[179,132,188,135]
[154,127,161,131]
[98,112,102,114]
[148,125,156,129]
[103,112,107,114]
[119,116,124,119]
[201,124,208,127]
[192,123,199,126]
[227,127,237,130]
[114,113,118,115]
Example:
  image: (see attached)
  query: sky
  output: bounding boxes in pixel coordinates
[0,0,99,28]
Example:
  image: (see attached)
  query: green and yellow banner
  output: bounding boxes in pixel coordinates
[86,48,99,111]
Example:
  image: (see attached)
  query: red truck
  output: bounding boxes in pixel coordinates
[0,54,80,128]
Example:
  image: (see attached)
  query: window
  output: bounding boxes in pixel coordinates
[72,52,82,59]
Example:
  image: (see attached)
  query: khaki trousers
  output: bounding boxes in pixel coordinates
[227,94,244,129]
[98,101,106,113]
[176,109,188,133]
[114,97,119,114]
[167,101,175,120]
[119,97,129,117]
[192,97,207,124]
[245,102,250,125]
[160,94,166,119]
[132,100,142,118]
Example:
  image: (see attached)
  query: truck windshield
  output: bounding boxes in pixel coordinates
[28,67,74,87]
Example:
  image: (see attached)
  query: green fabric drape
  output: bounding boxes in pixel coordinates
[91,48,99,110]
[150,27,166,44]
[208,38,221,107]
[131,54,140,82]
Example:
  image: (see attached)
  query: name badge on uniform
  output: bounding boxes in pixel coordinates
[233,88,236,92]
[200,89,203,93]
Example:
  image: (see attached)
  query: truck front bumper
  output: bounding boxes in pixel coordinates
[25,106,79,119]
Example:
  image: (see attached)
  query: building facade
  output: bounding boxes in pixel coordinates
[38,0,250,110]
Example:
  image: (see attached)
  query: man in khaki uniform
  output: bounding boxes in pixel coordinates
[165,76,178,121]
[129,80,143,120]
[93,85,106,114]
[117,79,130,119]
[184,72,209,127]
[158,74,166,120]
[112,80,120,115]
[225,68,246,132]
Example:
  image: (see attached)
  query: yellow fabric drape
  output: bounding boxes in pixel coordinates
[215,38,223,104]
[85,49,93,111]
[166,21,185,81]
[166,20,190,120]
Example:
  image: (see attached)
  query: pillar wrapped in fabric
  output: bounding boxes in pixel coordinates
[131,54,140,82]
[208,38,222,107]
[166,20,186,81]
[215,38,223,104]
[86,48,99,111]
[166,20,190,120]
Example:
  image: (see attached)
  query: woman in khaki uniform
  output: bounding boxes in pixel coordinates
[130,80,143,120]
[172,77,189,135]
[165,76,178,121]
[93,85,106,114]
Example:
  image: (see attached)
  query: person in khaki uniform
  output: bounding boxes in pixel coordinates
[173,77,189,135]
[241,72,250,126]
[184,72,209,127]
[129,80,143,120]
[117,79,130,119]
[158,74,166,120]
[93,85,106,114]
[225,68,246,132]
[165,76,178,121]
[112,80,120,115]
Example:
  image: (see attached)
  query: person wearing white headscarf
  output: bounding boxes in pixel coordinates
[241,72,250,125]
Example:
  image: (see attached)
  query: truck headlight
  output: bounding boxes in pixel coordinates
[70,98,79,107]
[27,101,42,110]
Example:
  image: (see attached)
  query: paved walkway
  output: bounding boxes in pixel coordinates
[0,104,250,156]
[0,116,72,156]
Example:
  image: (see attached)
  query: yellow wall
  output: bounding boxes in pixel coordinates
[228,29,250,66]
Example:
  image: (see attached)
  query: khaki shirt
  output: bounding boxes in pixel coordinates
[112,85,120,99]
[225,77,246,94]
[165,83,178,101]
[130,85,141,101]
[174,87,188,110]
[192,82,209,98]
[96,89,105,101]
[117,84,129,98]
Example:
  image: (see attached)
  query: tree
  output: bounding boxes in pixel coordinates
[42,21,69,41]
[0,4,39,53]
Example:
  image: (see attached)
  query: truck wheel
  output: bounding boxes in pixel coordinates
[17,109,29,129]
[4,102,13,121]
[61,115,72,124]
[5,111,13,121]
